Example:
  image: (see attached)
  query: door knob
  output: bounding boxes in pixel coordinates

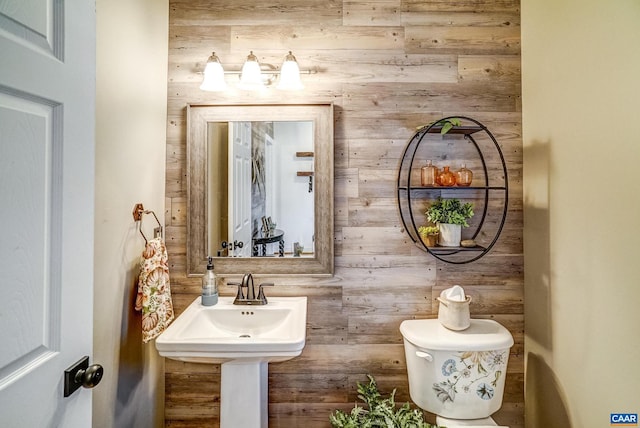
[76,363,104,389]
[64,356,104,397]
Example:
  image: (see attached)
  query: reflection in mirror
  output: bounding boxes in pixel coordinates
[187,104,334,276]
[206,121,314,258]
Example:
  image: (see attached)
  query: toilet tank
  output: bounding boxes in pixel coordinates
[400,319,514,420]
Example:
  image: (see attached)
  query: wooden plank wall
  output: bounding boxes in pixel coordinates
[164,0,523,426]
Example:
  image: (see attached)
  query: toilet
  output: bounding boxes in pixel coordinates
[399,319,514,428]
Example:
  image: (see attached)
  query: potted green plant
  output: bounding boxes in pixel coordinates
[329,375,438,428]
[418,225,439,247]
[425,197,474,247]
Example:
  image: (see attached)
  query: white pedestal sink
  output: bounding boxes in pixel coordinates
[156,296,307,428]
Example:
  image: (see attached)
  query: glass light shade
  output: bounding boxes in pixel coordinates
[199,53,227,91]
[238,51,265,90]
[277,51,304,90]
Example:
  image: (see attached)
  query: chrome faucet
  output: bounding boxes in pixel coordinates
[231,273,273,305]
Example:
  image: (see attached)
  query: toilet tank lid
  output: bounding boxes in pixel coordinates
[400,319,514,351]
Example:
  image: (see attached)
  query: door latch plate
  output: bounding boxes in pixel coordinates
[64,356,88,397]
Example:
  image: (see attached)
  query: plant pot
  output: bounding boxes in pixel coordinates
[438,223,461,247]
[421,234,438,247]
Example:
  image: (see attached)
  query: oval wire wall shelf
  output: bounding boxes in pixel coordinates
[397,116,508,264]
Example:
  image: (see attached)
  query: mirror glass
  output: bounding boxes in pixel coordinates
[206,120,314,258]
[187,104,334,276]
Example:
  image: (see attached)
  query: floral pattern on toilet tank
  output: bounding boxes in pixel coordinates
[433,350,508,404]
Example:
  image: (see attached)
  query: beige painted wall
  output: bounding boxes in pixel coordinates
[522,0,640,426]
[94,0,168,426]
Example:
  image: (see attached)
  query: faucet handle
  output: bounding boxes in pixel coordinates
[257,282,274,303]
[228,281,244,301]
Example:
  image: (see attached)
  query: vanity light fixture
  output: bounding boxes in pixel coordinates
[199,52,228,92]
[199,50,314,92]
[277,51,304,90]
[238,51,266,90]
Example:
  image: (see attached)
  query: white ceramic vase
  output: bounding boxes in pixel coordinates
[438,223,461,247]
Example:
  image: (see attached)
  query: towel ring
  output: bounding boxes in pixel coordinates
[132,203,163,245]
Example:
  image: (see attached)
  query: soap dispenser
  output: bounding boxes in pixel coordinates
[201,256,218,306]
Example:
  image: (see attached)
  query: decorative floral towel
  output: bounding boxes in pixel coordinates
[135,237,174,343]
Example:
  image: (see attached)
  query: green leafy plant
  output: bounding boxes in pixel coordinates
[329,375,439,428]
[425,197,474,227]
[416,118,462,135]
[418,225,439,237]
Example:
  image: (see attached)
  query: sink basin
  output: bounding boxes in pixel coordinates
[156,296,307,364]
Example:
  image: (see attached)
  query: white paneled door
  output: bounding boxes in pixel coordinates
[229,121,252,257]
[0,0,96,426]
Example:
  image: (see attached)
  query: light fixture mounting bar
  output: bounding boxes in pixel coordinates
[221,68,317,76]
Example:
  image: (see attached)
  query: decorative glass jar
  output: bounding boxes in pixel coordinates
[421,160,439,186]
[456,163,473,186]
[438,166,456,187]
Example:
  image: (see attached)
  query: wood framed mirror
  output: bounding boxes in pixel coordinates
[187,103,334,276]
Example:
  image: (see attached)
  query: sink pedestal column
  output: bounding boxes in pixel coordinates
[220,360,268,428]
